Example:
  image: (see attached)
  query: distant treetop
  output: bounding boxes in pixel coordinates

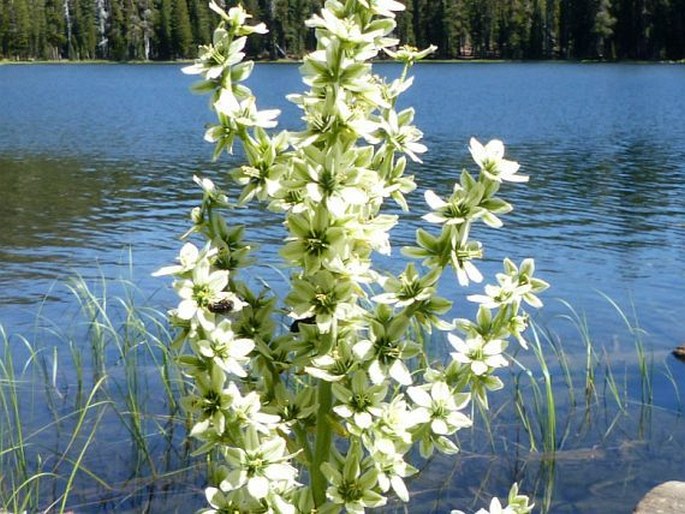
[1,0,683,61]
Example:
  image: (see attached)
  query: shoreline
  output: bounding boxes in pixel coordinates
[2,57,684,66]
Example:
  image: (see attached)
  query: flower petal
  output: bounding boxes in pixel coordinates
[247,476,269,499]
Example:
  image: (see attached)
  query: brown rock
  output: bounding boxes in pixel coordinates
[673,345,685,361]
[634,481,685,513]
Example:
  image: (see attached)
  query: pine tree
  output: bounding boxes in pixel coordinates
[529,0,545,58]
[411,0,429,50]
[558,0,598,58]
[9,0,32,58]
[170,0,192,58]
[156,0,172,59]
[645,0,668,59]
[128,0,156,59]
[0,0,683,61]
[666,0,685,59]
[72,0,97,58]
[395,0,416,48]
[0,0,9,57]
[494,0,529,59]
[243,0,264,56]
[594,0,616,58]
[187,0,210,51]
[445,0,468,58]
[94,0,108,58]
[43,0,65,58]
[558,0,571,57]
[424,0,447,58]
[545,0,559,58]
[614,0,643,58]
[465,0,495,57]
[107,0,128,59]
[27,0,47,57]
[270,0,292,57]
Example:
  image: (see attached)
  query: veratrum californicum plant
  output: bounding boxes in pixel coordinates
[155,0,549,512]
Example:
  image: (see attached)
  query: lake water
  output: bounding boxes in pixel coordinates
[1,62,684,512]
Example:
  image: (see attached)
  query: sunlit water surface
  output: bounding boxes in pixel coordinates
[0,63,684,513]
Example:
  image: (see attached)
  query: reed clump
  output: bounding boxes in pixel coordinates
[0,274,197,513]
[1,274,680,513]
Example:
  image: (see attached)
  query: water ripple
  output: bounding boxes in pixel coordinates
[1,63,684,346]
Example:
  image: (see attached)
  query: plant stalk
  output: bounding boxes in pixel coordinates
[311,379,332,507]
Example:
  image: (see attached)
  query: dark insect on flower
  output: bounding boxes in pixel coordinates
[290,316,316,333]
[208,298,235,314]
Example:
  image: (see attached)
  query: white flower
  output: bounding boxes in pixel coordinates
[375,108,427,162]
[352,314,416,386]
[422,189,450,224]
[371,446,416,502]
[322,445,387,512]
[332,372,387,431]
[214,91,281,129]
[193,174,230,206]
[374,396,419,446]
[306,9,380,44]
[182,29,254,80]
[467,274,528,309]
[468,258,549,312]
[225,382,282,434]
[448,333,508,375]
[452,250,484,287]
[173,258,234,329]
[200,486,234,514]
[478,497,516,514]
[357,0,406,18]
[208,0,242,24]
[208,2,268,35]
[152,241,212,277]
[422,170,508,228]
[469,138,528,183]
[450,497,517,514]
[407,381,471,435]
[194,319,254,377]
[221,429,299,500]
[304,345,357,382]
[384,44,437,63]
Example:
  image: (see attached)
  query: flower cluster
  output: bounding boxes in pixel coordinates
[158,0,548,512]
[404,138,532,287]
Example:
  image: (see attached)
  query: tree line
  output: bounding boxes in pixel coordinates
[1,0,684,61]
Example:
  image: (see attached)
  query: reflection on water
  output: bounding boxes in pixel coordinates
[1,63,685,513]
[0,154,187,311]
[1,64,683,341]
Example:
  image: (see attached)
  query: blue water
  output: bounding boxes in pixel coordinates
[2,63,684,349]
[1,62,684,513]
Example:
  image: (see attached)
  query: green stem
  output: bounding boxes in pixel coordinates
[311,379,333,507]
[293,423,313,466]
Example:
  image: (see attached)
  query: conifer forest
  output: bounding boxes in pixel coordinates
[1,0,684,63]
